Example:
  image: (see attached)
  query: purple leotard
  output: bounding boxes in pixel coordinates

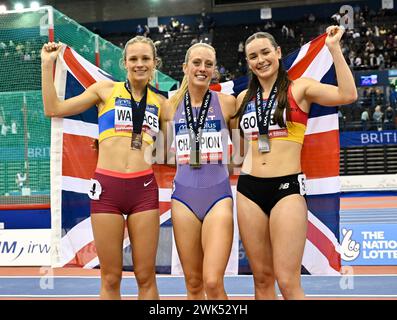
[171,91,232,221]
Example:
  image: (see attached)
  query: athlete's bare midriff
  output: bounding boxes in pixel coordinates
[241,139,302,177]
[97,136,153,173]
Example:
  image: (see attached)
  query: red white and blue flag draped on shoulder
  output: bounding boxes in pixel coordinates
[212,33,341,275]
[212,34,341,274]
[51,46,109,268]
[286,33,341,275]
[51,34,341,274]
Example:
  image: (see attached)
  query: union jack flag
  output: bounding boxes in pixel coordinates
[51,33,340,274]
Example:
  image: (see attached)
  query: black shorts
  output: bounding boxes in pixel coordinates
[237,172,307,216]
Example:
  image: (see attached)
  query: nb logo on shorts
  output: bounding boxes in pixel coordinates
[279,183,290,190]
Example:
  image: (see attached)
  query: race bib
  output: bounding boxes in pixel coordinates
[297,173,307,196]
[114,104,159,134]
[115,106,132,132]
[174,119,232,164]
[143,106,160,133]
[240,101,288,139]
[88,179,102,200]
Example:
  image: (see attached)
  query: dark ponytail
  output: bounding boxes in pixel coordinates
[233,71,260,137]
[272,59,291,128]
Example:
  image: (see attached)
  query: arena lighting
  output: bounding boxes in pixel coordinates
[30,1,40,9]
[14,3,24,11]
[0,3,51,13]
[0,5,7,13]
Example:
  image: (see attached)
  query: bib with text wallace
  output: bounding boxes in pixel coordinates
[114,97,159,135]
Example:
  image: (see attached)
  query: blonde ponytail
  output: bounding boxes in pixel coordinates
[169,75,188,113]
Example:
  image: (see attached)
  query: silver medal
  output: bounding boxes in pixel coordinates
[258,134,270,153]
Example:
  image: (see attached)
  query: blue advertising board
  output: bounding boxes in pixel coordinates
[340,224,397,266]
[340,130,397,148]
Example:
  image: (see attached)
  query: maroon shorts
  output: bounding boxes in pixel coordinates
[90,168,159,216]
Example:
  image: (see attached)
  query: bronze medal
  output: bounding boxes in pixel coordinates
[131,132,142,150]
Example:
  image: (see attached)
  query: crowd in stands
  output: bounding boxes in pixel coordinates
[0,39,41,63]
[336,5,397,71]
[338,82,397,131]
[1,4,397,133]
[0,37,45,92]
[359,84,397,131]
[0,95,50,148]
[107,4,397,86]
[125,4,397,132]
